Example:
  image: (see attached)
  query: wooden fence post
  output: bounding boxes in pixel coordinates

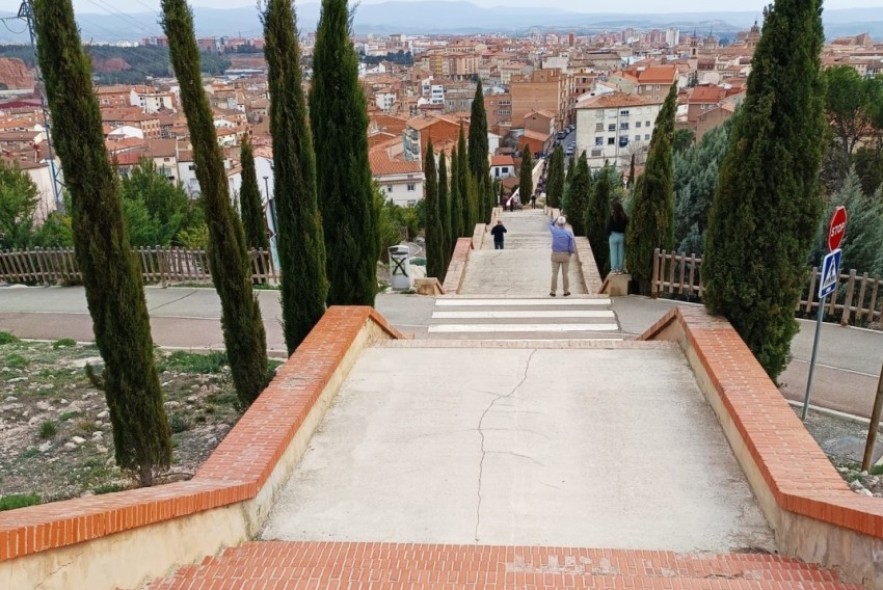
[651,248,660,297]
[841,269,857,326]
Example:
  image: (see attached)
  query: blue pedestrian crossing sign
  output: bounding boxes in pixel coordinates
[819,249,842,299]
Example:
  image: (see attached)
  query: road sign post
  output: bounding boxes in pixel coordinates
[802,207,847,422]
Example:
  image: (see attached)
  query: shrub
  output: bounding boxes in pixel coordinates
[52,338,77,349]
[0,493,41,511]
[0,331,20,345]
[38,421,58,439]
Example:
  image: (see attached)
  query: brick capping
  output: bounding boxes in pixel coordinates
[640,305,883,584]
[441,237,473,295]
[0,306,402,565]
[472,222,487,250]
[574,236,604,294]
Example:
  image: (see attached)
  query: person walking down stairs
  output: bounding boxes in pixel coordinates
[549,215,574,297]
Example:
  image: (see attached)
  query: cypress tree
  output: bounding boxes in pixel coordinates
[239,137,269,257]
[586,164,613,273]
[703,0,826,379]
[519,151,534,205]
[546,145,565,208]
[457,125,474,232]
[468,80,491,221]
[33,0,170,485]
[424,140,444,279]
[310,0,378,306]
[628,153,636,188]
[263,0,328,352]
[450,145,463,240]
[625,83,677,295]
[437,153,451,276]
[161,0,268,406]
[564,152,591,236]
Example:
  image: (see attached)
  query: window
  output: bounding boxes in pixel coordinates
[620,122,629,130]
[591,148,603,157]
[595,137,603,146]
[502,167,509,174]
[595,123,603,132]
[635,135,640,141]
[387,185,394,193]
[646,121,651,127]
[636,121,642,128]
[645,134,651,140]
[620,110,629,117]
[619,136,629,147]
[607,137,615,145]
[188,164,196,171]
[608,123,616,132]
[406,184,416,191]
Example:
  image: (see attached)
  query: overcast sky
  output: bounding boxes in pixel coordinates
[23,0,883,16]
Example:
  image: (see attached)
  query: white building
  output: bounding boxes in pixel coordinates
[429,85,445,106]
[370,154,425,207]
[574,92,664,170]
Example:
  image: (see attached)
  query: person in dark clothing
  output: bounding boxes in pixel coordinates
[606,201,629,274]
[530,194,537,209]
[490,219,507,249]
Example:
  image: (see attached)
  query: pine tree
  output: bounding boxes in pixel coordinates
[546,145,565,209]
[263,0,328,352]
[34,0,170,484]
[457,125,474,232]
[564,152,591,236]
[310,0,378,306]
[424,140,444,279]
[449,146,463,240]
[468,80,491,221]
[703,0,827,379]
[586,164,613,273]
[519,151,534,205]
[161,0,268,405]
[673,120,731,254]
[625,83,677,295]
[238,138,269,255]
[437,152,451,276]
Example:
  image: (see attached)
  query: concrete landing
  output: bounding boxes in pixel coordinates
[261,343,774,552]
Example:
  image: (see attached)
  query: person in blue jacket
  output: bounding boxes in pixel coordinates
[549,215,574,296]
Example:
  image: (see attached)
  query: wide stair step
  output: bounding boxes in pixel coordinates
[147,541,858,589]
[428,296,622,340]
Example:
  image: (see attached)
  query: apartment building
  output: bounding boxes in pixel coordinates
[574,92,664,169]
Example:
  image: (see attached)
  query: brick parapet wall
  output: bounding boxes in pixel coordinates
[0,307,402,588]
[574,237,604,295]
[441,237,473,295]
[641,306,883,587]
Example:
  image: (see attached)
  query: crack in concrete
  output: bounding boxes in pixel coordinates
[474,348,537,542]
[35,560,73,589]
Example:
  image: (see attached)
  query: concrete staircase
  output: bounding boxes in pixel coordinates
[147,541,859,589]
[427,296,622,340]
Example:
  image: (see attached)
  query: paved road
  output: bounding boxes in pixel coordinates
[1,270,880,418]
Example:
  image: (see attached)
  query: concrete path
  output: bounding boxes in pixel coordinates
[460,209,585,297]
[261,342,774,552]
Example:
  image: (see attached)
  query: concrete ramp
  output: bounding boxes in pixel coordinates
[261,340,774,552]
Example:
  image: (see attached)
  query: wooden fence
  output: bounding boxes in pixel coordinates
[651,248,882,327]
[0,246,278,287]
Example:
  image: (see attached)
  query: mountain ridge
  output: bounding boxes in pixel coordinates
[0,2,880,42]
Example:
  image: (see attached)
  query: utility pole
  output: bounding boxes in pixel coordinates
[10,0,63,210]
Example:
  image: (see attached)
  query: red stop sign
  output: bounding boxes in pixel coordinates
[827,206,848,252]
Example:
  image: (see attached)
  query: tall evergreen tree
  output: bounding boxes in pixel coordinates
[424,140,444,279]
[161,0,268,405]
[457,125,474,232]
[628,153,636,188]
[450,145,464,240]
[703,0,827,379]
[34,0,170,484]
[437,152,451,276]
[309,0,378,305]
[673,120,731,254]
[519,151,534,205]
[468,80,491,221]
[586,164,613,273]
[564,152,591,236]
[546,145,565,209]
[263,0,328,352]
[239,138,269,254]
[625,82,677,295]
